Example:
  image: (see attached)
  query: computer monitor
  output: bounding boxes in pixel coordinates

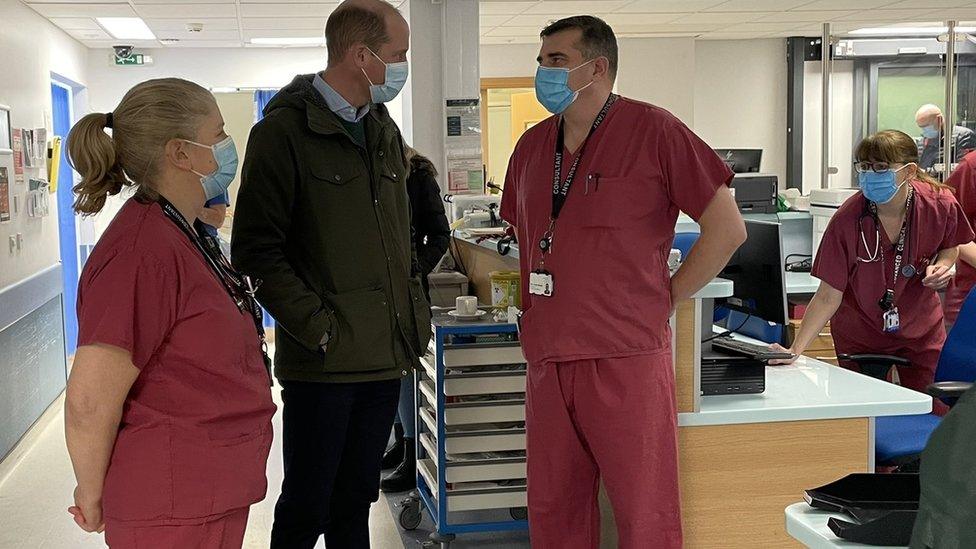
[714,148,762,173]
[719,219,788,325]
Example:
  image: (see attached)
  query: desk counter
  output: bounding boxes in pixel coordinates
[785,502,906,549]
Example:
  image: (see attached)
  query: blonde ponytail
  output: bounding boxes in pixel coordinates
[66,78,216,216]
[67,112,130,215]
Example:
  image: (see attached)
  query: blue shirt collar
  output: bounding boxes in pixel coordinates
[313,73,369,123]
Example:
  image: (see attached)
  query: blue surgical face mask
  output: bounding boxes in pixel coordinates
[858,164,910,204]
[363,48,408,104]
[185,136,238,201]
[921,125,940,140]
[535,59,595,115]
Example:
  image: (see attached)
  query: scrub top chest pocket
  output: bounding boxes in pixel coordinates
[575,174,651,230]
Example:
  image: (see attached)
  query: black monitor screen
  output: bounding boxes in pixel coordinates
[720,219,788,325]
[714,148,762,173]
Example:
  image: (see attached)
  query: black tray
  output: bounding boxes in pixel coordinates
[805,474,919,512]
[828,510,918,546]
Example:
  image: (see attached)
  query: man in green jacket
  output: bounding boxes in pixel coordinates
[231,1,430,546]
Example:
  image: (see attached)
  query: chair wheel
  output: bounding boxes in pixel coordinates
[399,500,422,531]
[510,506,528,521]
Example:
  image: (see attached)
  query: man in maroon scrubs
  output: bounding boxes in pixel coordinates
[500,16,746,549]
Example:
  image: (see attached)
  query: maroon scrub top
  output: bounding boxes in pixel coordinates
[945,152,976,324]
[501,97,733,365]
[812,182,974,391]
[77,198,276,525]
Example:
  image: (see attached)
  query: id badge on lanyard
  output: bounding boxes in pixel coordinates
[532,94,618,298]
[883,308,900,333]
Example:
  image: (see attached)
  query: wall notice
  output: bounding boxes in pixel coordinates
[12,129,24,183]
[0,167,10,222]
[445,98,484,195]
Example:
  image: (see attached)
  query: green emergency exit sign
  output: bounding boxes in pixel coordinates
[115,54,145,66]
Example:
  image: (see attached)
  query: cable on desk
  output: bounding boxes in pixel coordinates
[703,313,752,343]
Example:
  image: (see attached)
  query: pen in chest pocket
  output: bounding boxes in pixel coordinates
[585,173,601,195]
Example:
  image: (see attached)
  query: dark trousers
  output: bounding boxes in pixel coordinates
[271,378,400,549]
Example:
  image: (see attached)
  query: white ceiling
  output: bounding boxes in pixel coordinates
[20,0,976,48]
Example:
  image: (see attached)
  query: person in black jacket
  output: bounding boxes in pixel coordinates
[381,146,451,492]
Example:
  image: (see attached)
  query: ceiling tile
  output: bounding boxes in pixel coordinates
[130,0,234,3]
[135,4,238,18]
[756,10,859,22]
[240,3,339,17]
[243,29,325,40]
[600,13,683,25]
[670,11,770,24]
[168,41,249,48]
[154,29,242,41]
[146,18,240,31]
[726,21,808,32]
[481,15,516,26]
[883,0,974,7]
[241,17,328,29]
[26,0,126,3]
[521,1,628,15]
[480,2,537,16]
[706,0,813,11]
[83,39,158,49]
[701,31,777,39]
[485,25,550,37]
[48,17,102,30]
[66,28,112,41]
[793,0,899,8]
[613,0,725,13]
[27,3,136,18]
[836,8,937,21]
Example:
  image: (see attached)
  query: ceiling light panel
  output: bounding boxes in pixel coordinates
[96,17,156,40]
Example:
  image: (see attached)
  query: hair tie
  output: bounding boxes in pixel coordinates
[105,112,114,129]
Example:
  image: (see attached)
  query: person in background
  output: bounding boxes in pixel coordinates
[200,192,231,256]
[916,104,976,172]
[64,78,274,548]
[380,145,450,493]
[772,131,974,407]
[942,150,976,327]
[501,16,745,548]
[231,1,431,547]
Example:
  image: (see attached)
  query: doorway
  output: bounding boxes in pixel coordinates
[50,80,78,357]
[480,78,548,190]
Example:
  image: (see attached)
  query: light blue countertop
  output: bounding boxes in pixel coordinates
[785,502,906,549]
[678,328,932,428]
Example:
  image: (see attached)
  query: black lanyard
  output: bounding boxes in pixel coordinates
[874,185,915,311]
[539,93,618,259]
[157,197,273,384]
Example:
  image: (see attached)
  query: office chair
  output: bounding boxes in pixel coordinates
[839,287,976,469]
[671,232,699,259]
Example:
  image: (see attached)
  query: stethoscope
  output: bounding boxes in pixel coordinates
[855,193,918,278]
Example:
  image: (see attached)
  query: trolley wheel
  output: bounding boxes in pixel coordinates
[510,506,528,521]
[398,499,422,531]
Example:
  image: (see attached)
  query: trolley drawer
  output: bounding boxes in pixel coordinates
[420,434,526,483]
[419,408,526,453]
[420,357,526,396]
[419,459,528,513]
[442,344,526,368]
[420,381,526,425]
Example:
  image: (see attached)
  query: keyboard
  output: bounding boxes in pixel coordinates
[711,337,794,362]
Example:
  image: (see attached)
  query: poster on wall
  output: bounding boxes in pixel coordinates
[0,167,10,222]
[0,104,11,153]
[12,129,24,183]
[445,98,484,195]
[22,129,35,168]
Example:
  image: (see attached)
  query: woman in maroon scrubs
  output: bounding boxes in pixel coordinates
[64,78,275,548]
[772,130,974,397]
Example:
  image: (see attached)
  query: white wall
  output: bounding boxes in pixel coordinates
[0,0,89,289]
[480,38,791,179]
[694,39,788,186]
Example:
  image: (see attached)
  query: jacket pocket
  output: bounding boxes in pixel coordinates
[325,287,395,371]
[408,278,433,356]
[309,158,364,186]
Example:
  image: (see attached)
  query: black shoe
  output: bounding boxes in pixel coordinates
[381,424,404,470]
[381,439,417,493]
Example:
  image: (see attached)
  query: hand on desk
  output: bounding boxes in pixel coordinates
[767,343,799,366]
[923,264,953,291]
